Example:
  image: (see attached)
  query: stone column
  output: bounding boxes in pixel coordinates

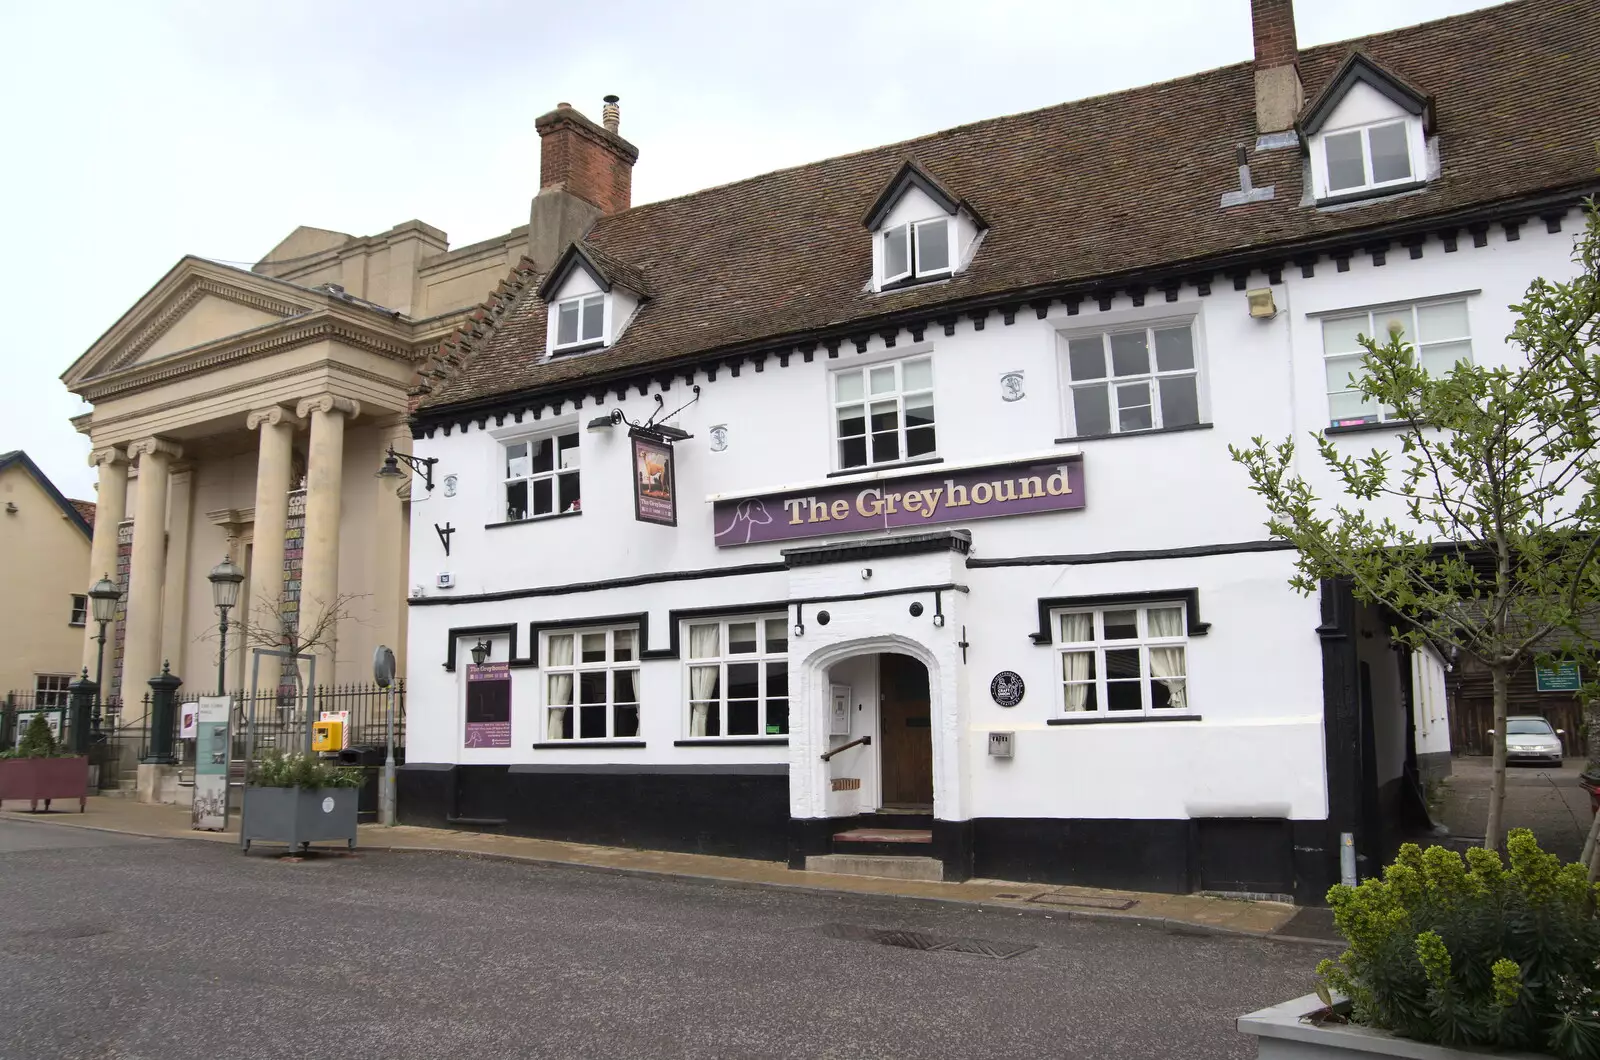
[245,405,303,654]
[82,447,129,672]
[123,437,182,692]
[159,466,193,677]
[296,395,360,677]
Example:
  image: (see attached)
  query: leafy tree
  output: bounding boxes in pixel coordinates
[15,713,58,758]
[1231,203,1600,854]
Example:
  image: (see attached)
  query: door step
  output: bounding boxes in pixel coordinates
[832,827,933,858]
[804,854,945,882]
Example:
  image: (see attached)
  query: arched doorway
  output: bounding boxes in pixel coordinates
[822,649,934,812]
[878,653,933,809]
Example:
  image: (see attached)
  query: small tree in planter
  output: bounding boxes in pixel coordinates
[0,714,88,812]
[240,748,364,854]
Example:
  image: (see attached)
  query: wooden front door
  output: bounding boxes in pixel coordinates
[879,654,933,808]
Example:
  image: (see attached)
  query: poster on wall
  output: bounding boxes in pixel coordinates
[15,710,65,745]
[180,701,199,740]
[465,663,512,748]
[631,433,677,526]
[192,696,230,831]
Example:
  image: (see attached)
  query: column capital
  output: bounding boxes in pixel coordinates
[88,446,128,468]
[246,405,305,432]
[296,395,362,421]
[127,437,183,462]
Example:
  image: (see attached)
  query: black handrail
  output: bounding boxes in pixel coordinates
[820,734,871,762]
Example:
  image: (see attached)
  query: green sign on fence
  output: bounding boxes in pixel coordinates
[1535,661,1581,693]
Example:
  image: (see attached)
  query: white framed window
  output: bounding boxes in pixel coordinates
[544,627,639,740]
[69,594,87,627]
[34,673,72,708]
[554,293,605,349]
[1061,321,1201,437]
[882,218,952,285]
[502,430,580,521]
[1055,604,1190,717]
[685,616,789,738]
[833,355,936,470]
[1323,299,1473,427]
[1316,119,1420,198]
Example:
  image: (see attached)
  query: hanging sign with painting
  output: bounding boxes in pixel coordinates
[632,432,677,526]
[464,663,512,748]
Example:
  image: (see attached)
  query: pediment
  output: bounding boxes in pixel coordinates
[63,258,315,388]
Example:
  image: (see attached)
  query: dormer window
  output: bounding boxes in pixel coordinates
[883,218,952,285]
[555,293,605,350]
[1299,53,1433,205]
[1321,119,1415,196]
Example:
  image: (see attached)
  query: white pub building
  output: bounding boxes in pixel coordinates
[398,0,1598,901]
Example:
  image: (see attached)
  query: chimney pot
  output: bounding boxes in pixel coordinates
[1250,0,1303,134]
[602,94,620,134]
[556,101,572,109]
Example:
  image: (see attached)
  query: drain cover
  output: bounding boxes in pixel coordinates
[822,923,1035,959]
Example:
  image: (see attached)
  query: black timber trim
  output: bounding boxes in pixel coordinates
[443,623,533,672]
[506,762,788,775]
[644,600,791,661]
[485,510,583,530]
[1324,420,1410,436]
[411,560,788,607]
[793,581,968,608]
[536,243,613,299]
[525,612,649,669]
[1047,713,1203,725]
[1315,181,1430,210]
[531,740,647,750]
[1030,588,1210,645]
[825,455,943,479]
[674,738,790,747]
[968,539,1293,569]
[782,529,973,567]
[411,182,1600,435]
[1318,577,1362,866]
[1299,52,1431,137]
[1054,422,1213,445]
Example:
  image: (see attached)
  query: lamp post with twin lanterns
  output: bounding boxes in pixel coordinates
[207,556,244,696]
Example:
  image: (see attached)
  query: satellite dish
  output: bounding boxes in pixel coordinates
[373,645,397,688]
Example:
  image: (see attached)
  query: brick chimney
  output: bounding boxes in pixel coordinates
[528,98,638,270]
[1251,0,1303,134]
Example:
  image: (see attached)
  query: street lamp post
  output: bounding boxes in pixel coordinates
[86,574,120,742]
[207,556,244,697]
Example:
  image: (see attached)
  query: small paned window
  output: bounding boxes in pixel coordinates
[503,431,581,521]
[882,218,953,286]
[544,627,639,740]
[833,356,936,470]
[1055,605,1190,717]
[1323,299,1473,427]
[1062,322,1201,437]
[69,594,87,627]
[1321,120,1415,196]
[34,673,72,708]
[686,616,789,738]
[554,293,605,349]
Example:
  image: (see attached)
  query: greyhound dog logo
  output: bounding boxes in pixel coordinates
[715,498,773,543]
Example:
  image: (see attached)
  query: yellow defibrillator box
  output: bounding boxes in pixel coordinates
[312,718,344,752]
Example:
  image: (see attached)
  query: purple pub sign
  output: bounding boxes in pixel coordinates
[465,662,512,748]
[712,455,1084,546]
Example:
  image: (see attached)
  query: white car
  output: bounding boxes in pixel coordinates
[1494,716,1566,767]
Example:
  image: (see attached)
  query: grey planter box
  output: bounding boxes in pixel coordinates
[240,786,358,853]
[1239,993,1547,1059]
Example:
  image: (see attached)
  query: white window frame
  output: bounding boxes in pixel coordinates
[501,429,581,523]
[683,614,789,740]
[553,292,606,350]
[1052,603,1192,719]
[542,626,640,741]
[1322,298,1474,428]
[831,353,937,471]
[1313,117,1424,199]
[34,673,72,708]
[1058,318,1204,437]
[69,594,87,627]
[881,217,953,286]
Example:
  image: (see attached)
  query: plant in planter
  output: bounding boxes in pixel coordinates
[239,749,364,854]
[1241,829,1600,1059]
[0,714,88,812]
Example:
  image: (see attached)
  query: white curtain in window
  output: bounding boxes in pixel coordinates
[688,625,721,736]
[1146,608,1187,709]
[546,635,574,739]
[1061,612,1093,712]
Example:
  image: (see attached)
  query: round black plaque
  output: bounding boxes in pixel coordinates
[990,671,1025,707]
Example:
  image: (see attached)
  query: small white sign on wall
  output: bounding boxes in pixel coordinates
[829,684,852,737]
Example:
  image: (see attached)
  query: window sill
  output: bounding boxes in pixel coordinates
[531,739,647,749]
[674,738,790,747]
[1323,420,1414,436]
[68,622,86,629]
[1047,713,1202,726]
[879,273,951,294]
[1055,422,1213,445]
[1315,180,1429,209]
[827,455,943,480]
[549,340,606,357]
[486,510,583,530]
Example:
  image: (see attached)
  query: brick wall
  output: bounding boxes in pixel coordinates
[536,108,637,216]
[1251,0,1298,68]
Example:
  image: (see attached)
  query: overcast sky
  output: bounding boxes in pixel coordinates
[0,0,1502,500]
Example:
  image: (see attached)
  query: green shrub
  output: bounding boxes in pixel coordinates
[11,714,60,758]
[248,748,363,790]
[1318,829,1600,1058]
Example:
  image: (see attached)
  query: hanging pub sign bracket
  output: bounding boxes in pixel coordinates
[608,387,699,527]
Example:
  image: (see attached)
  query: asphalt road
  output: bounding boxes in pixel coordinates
[1436,756,1594,862]
[0,820,1318,1060]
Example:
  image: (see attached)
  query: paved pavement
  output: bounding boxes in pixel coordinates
[0,818,1319,1060]
[1435,756,1594,862]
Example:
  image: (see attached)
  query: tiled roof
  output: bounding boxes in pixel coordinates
[70,500,96,529]
[0,451,94,538]
[421,0,1600,413]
